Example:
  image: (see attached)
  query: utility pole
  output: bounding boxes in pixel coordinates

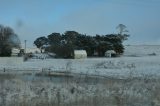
[24,40,27,54]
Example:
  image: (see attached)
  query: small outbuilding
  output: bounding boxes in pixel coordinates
[105,50,116,57]
[11,48,20,56]
[74,50,87,59]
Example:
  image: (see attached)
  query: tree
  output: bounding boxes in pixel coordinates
[0,25,21,56]
[103,34,125,54]
[34,30,129,58]
[7,34,21,48]
[82,36,96,56]
[63,31,79,45]
[113,43,124,54]
[33,36,48,53]
[116,24,129,35]
[0,44,12,56]
[47,33,61,45]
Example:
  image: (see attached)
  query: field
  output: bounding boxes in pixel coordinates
[1,45,160,106]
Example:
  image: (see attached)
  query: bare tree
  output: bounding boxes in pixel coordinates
[0,24,21,56]
[116,24,129,35]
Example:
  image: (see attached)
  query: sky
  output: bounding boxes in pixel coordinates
[0,0,160,47]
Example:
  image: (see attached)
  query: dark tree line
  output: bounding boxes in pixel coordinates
[0,25,21,56]
[34,30,129,58]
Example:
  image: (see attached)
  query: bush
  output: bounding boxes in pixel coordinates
[0,44,12,57]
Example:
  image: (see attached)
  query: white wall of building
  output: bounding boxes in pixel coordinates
[74,50,87,59]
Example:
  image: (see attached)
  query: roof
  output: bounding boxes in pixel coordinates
[105,50,116,54]
[12,48,20,53]
[24,48,41,53]
[74,50,87,54]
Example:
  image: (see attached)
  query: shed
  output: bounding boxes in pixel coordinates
[11,48,20,56]
[74,50,87,59]
[105,50,116,57]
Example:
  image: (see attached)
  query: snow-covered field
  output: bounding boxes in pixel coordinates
[1,45,160,78]
[1,45,160,106]
[124,45,160,57]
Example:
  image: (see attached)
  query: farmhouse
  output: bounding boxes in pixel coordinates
[74,50,87,59]
[105,50,116,57]
[11,47,42,57]
[22,48,41,53]
[11,48,20,56]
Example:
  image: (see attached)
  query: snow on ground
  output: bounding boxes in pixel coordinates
[124,45,160,56]
[0,45,160,78]
[1,45,160,106]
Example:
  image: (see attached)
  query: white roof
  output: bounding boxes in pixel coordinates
[106,50,116,54]
[12,48,20,53]
[25,48,41,53]
[74,50,87,54]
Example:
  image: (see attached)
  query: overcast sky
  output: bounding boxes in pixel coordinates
[0,0,160,47]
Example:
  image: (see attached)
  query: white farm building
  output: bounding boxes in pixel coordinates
[74,50,87,59]
[11,48,42,57]
[105,50,116,57]
[11,48,20,56]
[25,48,41,53]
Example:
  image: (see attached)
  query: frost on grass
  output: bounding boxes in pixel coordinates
[1,45,160,106]
[0,74,160,106]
